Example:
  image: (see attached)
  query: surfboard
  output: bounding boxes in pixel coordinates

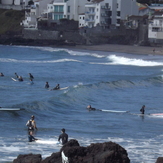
[150,113,163,116]
[11,77,17,81]
[101,109,129,113]
[50,87,68,91]
[0,108,25,111]
[59,87,68,90]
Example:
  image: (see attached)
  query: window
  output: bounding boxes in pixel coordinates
[117,11,120,16]
[68,6,70,13]
[54,5,63,12]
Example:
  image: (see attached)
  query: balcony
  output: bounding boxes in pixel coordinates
[101,13,109,17]
[85,11,95,15]
[101,6,110,10]
[85,19,95,22]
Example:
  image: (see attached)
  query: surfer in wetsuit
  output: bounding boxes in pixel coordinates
[0,73,4,76]
[45,82,49,89]
[15,73,19,78]
[140,105,145,114]
[87,105,101,111]
[52,84,60,90]
[29,73,34,80]
[28,131,38,142]
[18,76,23,81]
[58,128,68,145]
[26,115,38,133]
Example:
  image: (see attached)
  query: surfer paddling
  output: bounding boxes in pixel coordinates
[52,84,60,90]
[87,105,101,111]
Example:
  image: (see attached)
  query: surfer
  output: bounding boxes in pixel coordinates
[140,105,145,114]
[52,84,60,90]
[0,73,4,76]
[45,82,49,89]
[29,79,34,84]
[58,128,68,145]
[29,73,34,80]
[18,76,23,81]
[26,115,38,132]
[28,131,38,142]
[15,73,19,78]
[87,105,101,111]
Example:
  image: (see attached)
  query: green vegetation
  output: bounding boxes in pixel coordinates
[0,9,25,34]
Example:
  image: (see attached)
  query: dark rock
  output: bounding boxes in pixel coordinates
[156,157,163,163]
[13,153,42,163]
[13,140,130,163]
[41,152,61,163]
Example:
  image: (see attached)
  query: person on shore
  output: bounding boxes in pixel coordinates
[18,76,23,81]
[15,73,19,78]
[29,73,34,80]
[58,128,68,145]
[87,105,101,111]
[140,105,145,114]
[0,73,4,76]
[28,131,38,142]
[52,84,60,90]
[26,115,38,133]
[45,82,49,89]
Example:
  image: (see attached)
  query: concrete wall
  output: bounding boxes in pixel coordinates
[22,29,60,40]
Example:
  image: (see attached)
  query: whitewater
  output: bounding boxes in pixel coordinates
[0,45,163,163]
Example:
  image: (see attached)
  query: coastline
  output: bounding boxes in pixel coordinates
[64,44,163,55]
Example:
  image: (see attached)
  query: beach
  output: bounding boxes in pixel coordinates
[70,44,163,55]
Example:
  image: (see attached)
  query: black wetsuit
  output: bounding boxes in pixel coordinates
[29,74,34,79]
[45,83,49,89]
[58,132,68,145]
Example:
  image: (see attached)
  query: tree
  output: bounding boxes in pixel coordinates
[28,0,34,6]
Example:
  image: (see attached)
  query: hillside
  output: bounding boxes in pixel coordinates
[0,9,25,35]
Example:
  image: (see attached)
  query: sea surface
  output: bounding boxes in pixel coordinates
[0,45,163,163]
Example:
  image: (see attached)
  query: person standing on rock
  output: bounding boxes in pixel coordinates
[58,128,68,145]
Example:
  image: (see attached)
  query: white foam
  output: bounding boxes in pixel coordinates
[27,46,105,58]
[0,58,82,63]
[90,55,163,67]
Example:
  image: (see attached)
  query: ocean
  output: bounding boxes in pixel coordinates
[0,45,163,163]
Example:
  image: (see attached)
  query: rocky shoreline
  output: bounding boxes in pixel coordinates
[13,139,130,163]
[12,139,163,163]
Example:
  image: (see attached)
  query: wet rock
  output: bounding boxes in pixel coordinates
[13,139,130,163]
[13,153,42,163]
[156,157,163,163]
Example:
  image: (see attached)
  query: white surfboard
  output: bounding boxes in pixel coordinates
[150,113,163,116]
[0,108,25,111]
[11,77,17,81]
[50,87,68,91]
[101,109,129,113]
[59,87,68,90]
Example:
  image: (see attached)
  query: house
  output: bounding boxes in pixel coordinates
[47,0,89,23]
[80,0,139,29]
[21,0,52,28]
[148,11,163,44]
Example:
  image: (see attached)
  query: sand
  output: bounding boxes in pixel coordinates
[68,44,163,55]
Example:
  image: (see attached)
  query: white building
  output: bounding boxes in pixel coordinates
[22,0,52,28]
[81,0,139,28]
[47,0,89,22]
[148,12,163,44]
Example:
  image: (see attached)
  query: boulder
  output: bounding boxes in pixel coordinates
[156,157,163,163]
[13,153,42,163]
[13,139,130,163]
